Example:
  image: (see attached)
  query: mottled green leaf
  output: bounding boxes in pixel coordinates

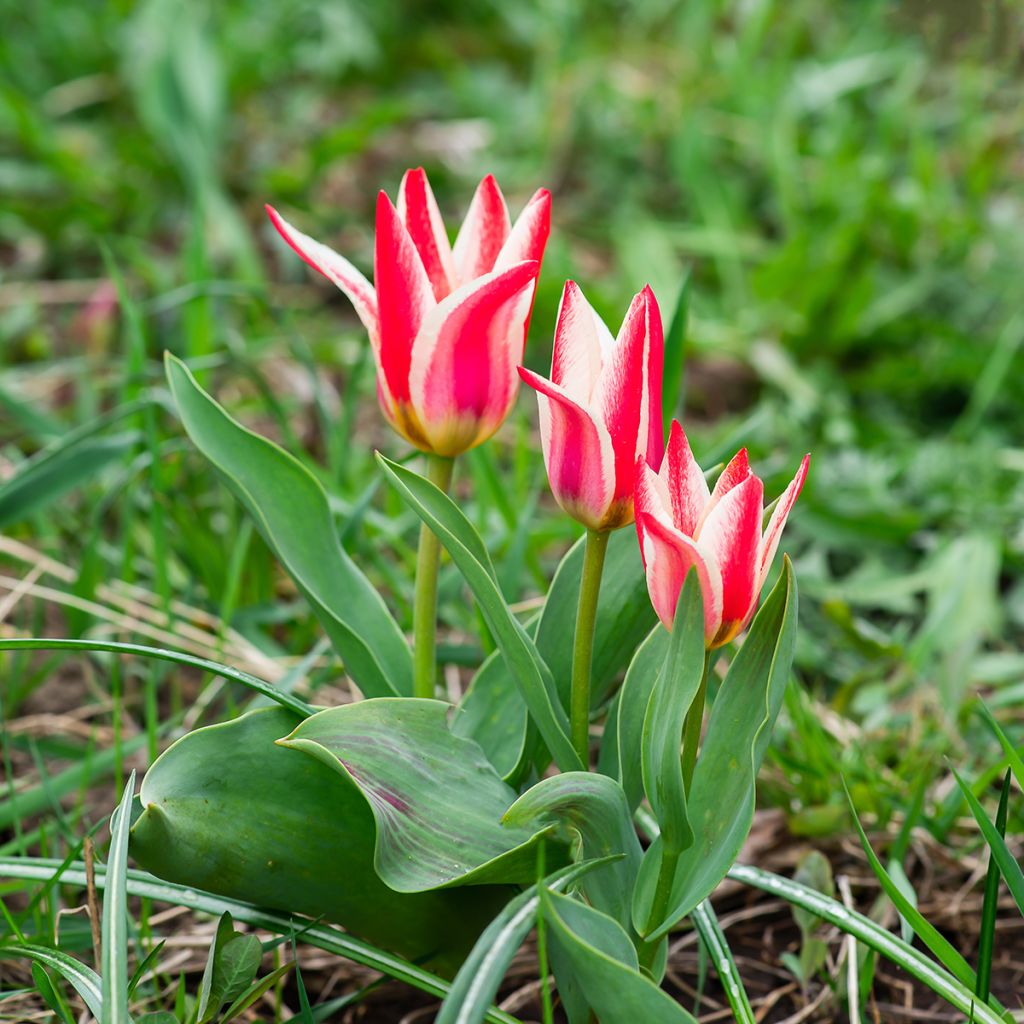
[280,699,564,891]
[131,707,511,974]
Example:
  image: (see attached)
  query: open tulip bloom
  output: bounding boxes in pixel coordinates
[636,420,809,648]
[266,168,551,457]
[518,280,665,532]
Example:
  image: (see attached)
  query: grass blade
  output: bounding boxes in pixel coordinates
[843,781,979,990]
[690,901,755,1024]
[0,638,313,717]
[977,769,1011,1004]
[102,773,136,1024]
[952,766,1024,917]
[977,700,1024,792]
[727,863,1008,1024]
[0,857,520,1024]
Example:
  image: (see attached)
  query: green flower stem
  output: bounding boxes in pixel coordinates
[638,845,681,972]
[412,453,455,699]
[680,653,711,794]
[570,528,610,766]
[639,652,711,971]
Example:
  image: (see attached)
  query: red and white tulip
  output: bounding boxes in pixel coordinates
[266,169,551,456]
[635,421,809,647]
[518,282,665,532]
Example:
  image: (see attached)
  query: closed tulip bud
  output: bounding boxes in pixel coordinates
[267,168,551,456]
[635,420,809,647]
[518,282,665,532]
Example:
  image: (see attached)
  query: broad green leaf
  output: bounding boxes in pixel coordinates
[130,707,513,974]
[376,454,580,772]
[690,901,755,1024]
[952,766,1024,918]
[280,699,562,891]
[103,773,136,1024]
[613,626,670,809]
[166,354,411,698]
[1,857,518,1023]
[634,560,797,938]
[641,572,705,857]
[542,890,698,1024]
[729,864,1007,1024]
[845,784,979,990]
[0,946,103,1021]
[436,858,616,1024]
[0,638,313,718]
[504,773,642,931]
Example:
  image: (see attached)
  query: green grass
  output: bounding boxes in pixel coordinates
[2,0,1023,1018]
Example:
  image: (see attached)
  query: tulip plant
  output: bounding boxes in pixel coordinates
[145,168,811,1020]
[7,169,823,1022]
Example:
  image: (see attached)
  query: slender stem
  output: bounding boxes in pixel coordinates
[412,453,455,699]
[570,528,610,766]
[638,846,681,973]
[680,653,711,795]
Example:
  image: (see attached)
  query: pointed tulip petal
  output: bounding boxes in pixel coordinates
[698,447,752,531]
[593,290,651,508]
[397,167,456,301]
[452,174,511,283]
[634,456,675,534]
[518,367,617,530]
[265,205,379,342]
[759,454,810,587]
[696,474,764,640]
[640,286,665,470]
[663,420,710,536]
[375,191,436,403]
[637,512,722,640]
[494,188,552,272]
[550,281,613,404]
[407,262,538,456]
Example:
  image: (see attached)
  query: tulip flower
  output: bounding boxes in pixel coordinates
[518,281,665,765]
[268,169,550,702]
[517,281,665,533]
[635,420,809,648]
[266,168,551,458]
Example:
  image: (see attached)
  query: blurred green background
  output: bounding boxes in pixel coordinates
[3,0,1024,832]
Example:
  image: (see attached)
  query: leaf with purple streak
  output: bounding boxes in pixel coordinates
[278,698,564,893]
